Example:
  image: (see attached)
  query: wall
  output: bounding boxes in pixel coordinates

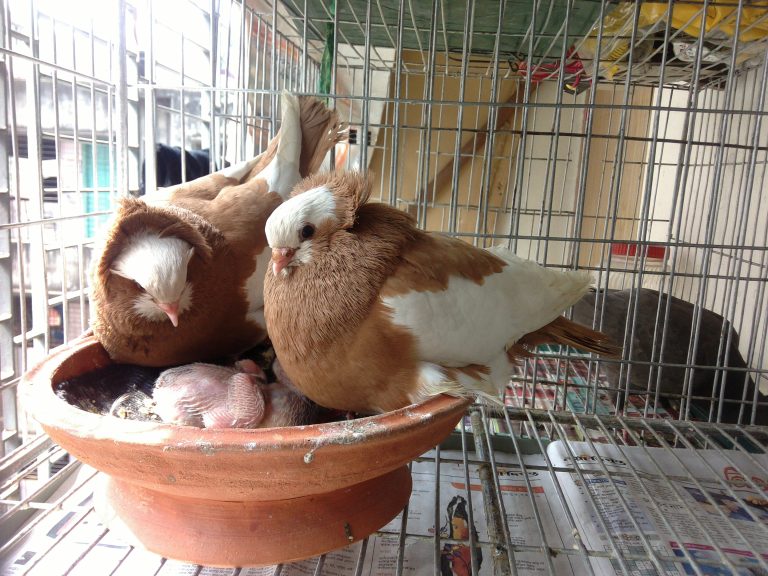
[658,66,768,386]
[369,51,588,268]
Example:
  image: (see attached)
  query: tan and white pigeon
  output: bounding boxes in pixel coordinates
[90,93,345,367]
[263,171,621,414]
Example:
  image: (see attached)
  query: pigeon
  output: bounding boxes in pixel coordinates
[141,144,217,195]
[573,288,767,424]
[152,359,315,429]
[90,93,345,367]
[262,171,620,414]
[264,357,320,428]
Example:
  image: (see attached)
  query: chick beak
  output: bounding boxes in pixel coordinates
[157,301,180,327]
[272,247,296,276]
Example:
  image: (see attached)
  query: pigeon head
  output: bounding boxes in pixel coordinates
[99,198,214,328]
[265,171,370,276]
[111,232,194,327]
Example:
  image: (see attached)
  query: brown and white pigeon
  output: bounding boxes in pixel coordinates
[152,359,316,428]
[263,171,620,414]
[90,93,345,367]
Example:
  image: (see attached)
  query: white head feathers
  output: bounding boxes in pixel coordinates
[111,232,194,322]
[265,186,337,248]
[265,186,337,275]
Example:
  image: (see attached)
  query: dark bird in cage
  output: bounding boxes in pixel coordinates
[140,144,219,196]
[572,288,768,425]
[262,171,621,414]
[152,358,317,429]
[90,92,346,367]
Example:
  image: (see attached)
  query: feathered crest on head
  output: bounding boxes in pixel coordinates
[291,171,371,229]
[96,197,216,280]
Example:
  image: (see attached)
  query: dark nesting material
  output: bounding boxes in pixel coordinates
[55,364,161,416]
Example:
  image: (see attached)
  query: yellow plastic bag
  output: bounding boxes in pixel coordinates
[642,2,768,42]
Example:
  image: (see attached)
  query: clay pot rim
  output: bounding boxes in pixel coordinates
[22,335,471,452]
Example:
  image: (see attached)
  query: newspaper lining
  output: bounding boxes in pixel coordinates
[4,441,768,576]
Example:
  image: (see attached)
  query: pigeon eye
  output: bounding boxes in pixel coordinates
[300,224,315,241]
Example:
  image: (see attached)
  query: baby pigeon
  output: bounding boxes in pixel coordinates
[152,359,316,429]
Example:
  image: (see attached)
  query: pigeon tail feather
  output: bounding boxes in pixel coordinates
[255,92,303,198]
[508,315,623,362]
[298,95,347,177]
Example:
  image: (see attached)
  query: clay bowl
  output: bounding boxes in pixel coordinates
[21,336,470,567]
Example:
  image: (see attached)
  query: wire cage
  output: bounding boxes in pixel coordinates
[2,0,768,574]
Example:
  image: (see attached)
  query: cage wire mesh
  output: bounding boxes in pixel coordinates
[2,0,768,574]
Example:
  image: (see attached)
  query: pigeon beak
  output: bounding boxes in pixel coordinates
[157,301,180,327]
[272,247,296,275]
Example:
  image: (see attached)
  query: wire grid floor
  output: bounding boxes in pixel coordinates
[503,349,744,424]
[2,402,768,576]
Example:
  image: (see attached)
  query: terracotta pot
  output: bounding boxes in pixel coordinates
[21,336,470,567]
